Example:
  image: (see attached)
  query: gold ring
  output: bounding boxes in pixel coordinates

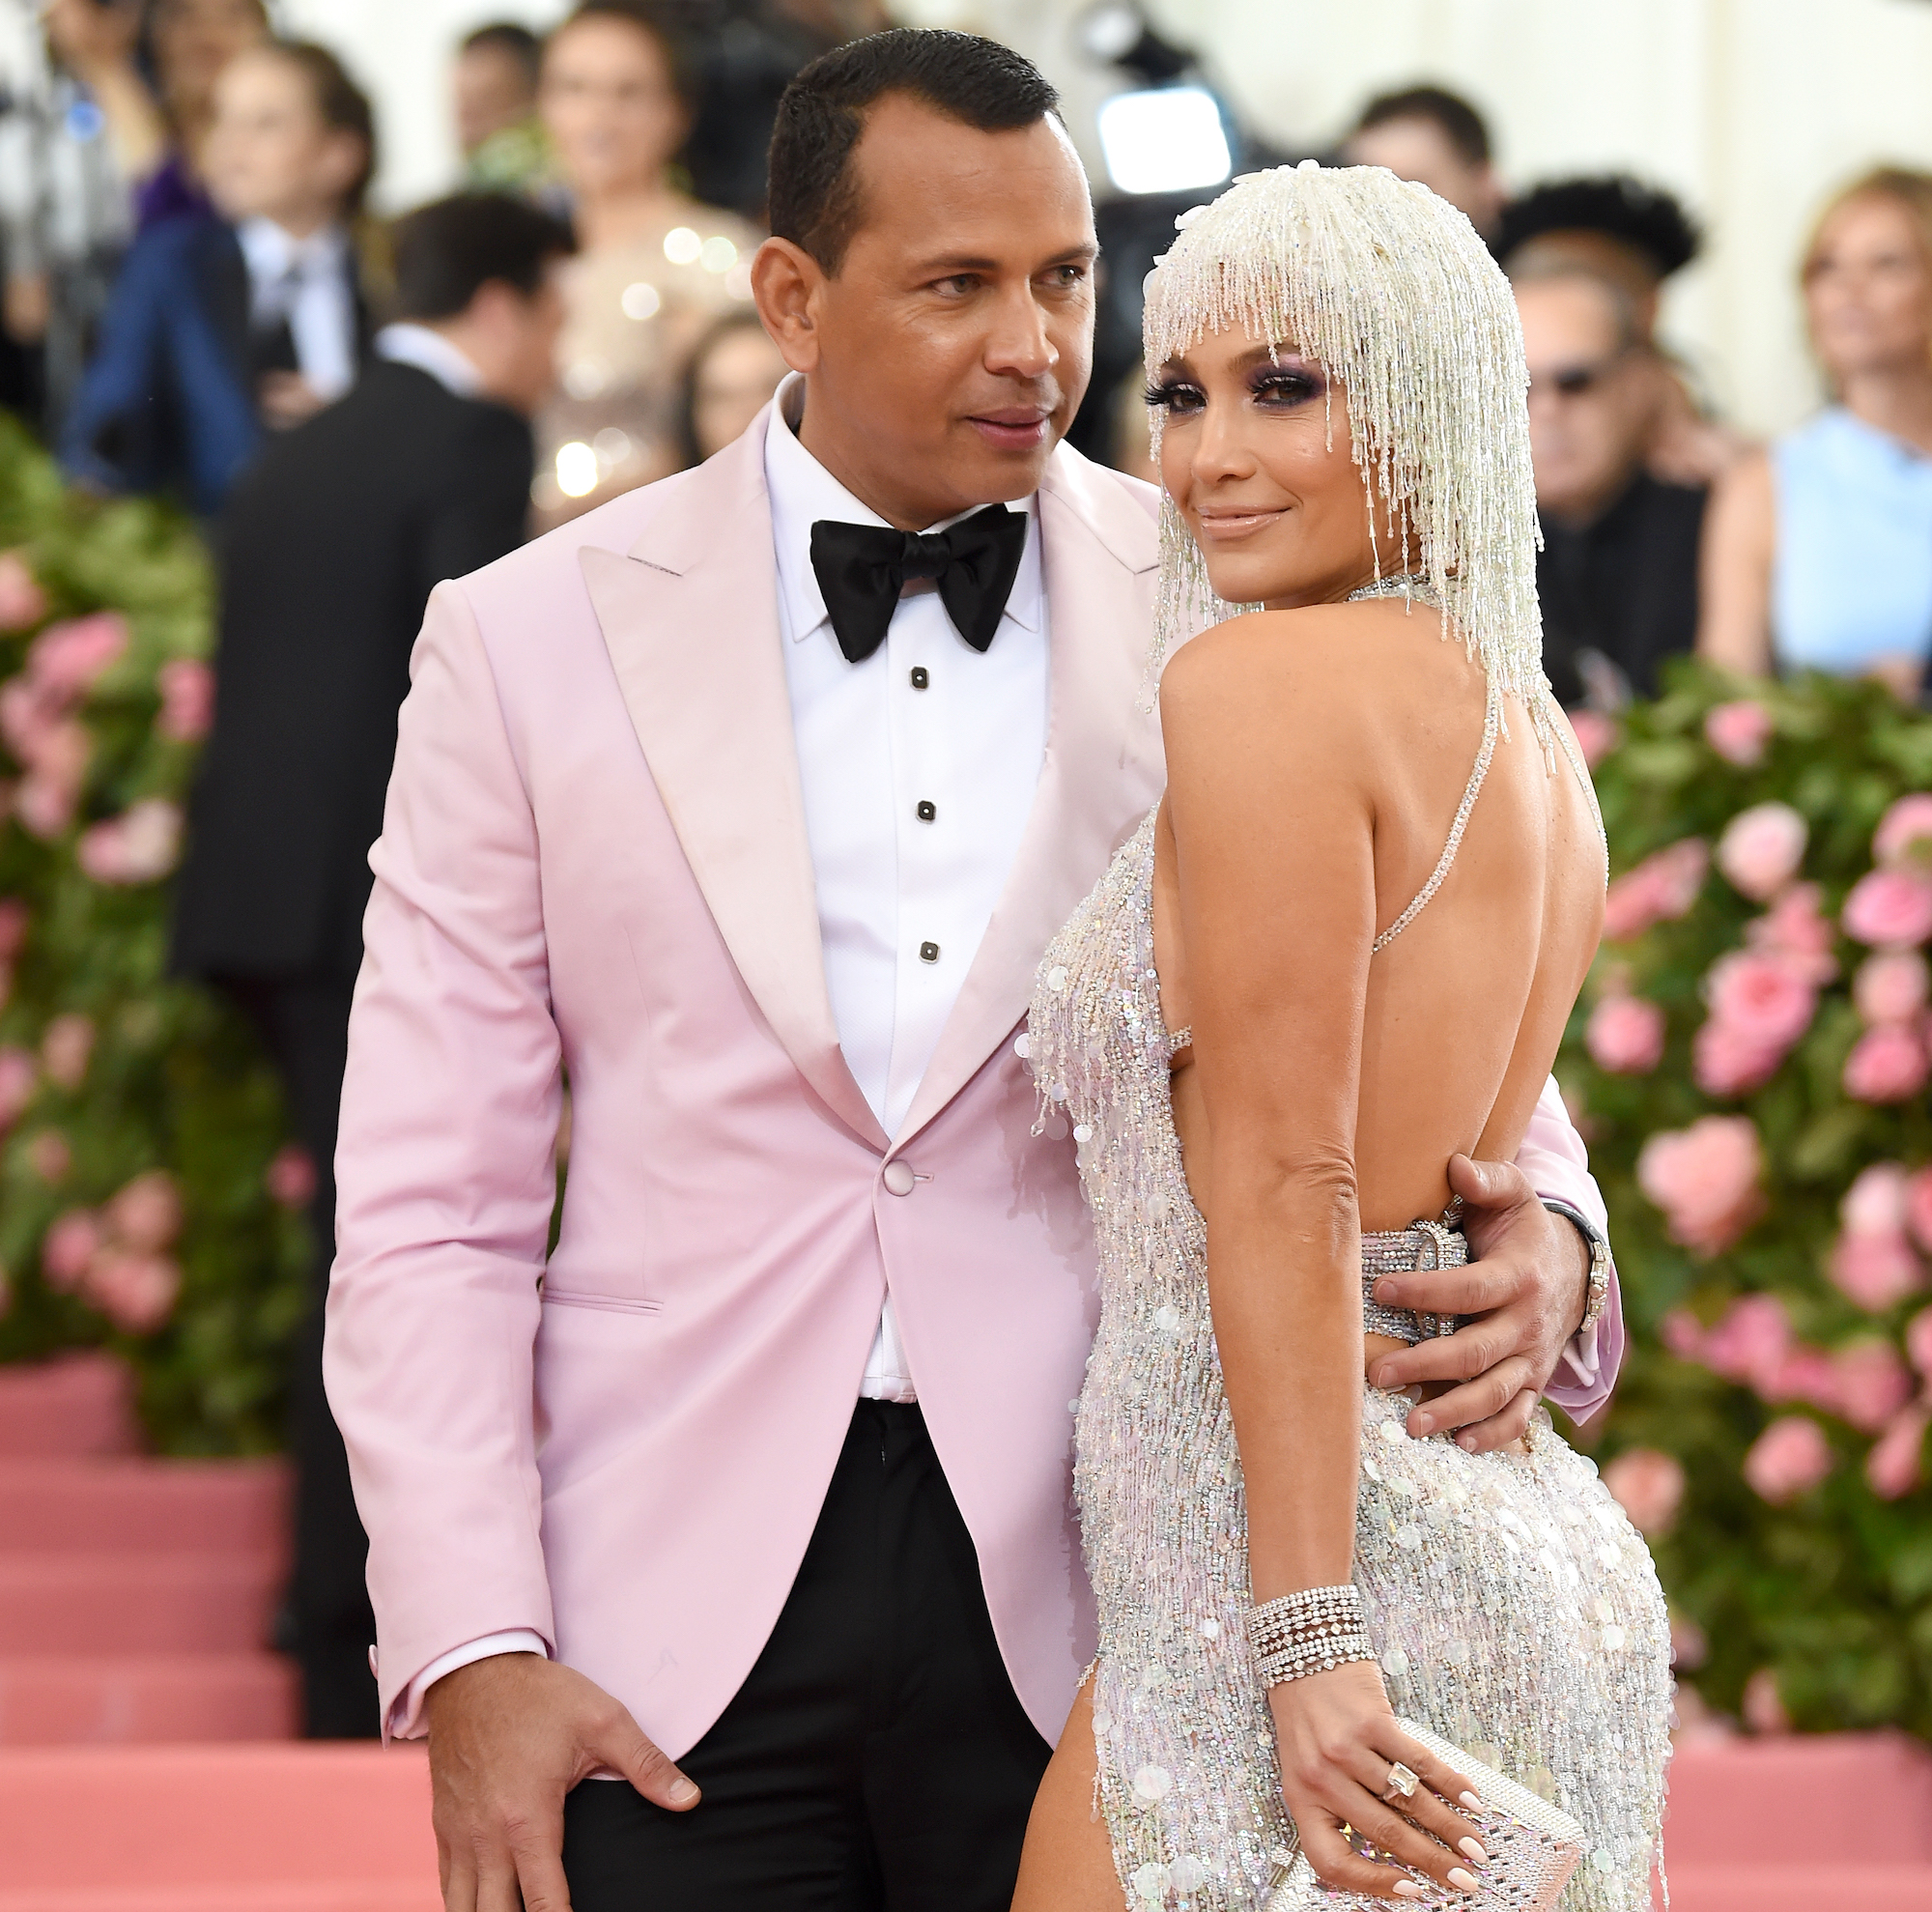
[1382,1761,1419,1803]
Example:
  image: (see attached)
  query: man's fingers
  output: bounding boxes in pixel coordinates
[1451,1386,1539,1455]
[588,1706,700,1811]
[1372,1316,1518,1391]
[1404,1356,1535,1439]
[473,1851,527,1912]
[1447,1152,1534,1212]
[507,1816,576,1912]
[1372,1261,1521,1318]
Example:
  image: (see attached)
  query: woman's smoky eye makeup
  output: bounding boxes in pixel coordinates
[1144,357,1324,414]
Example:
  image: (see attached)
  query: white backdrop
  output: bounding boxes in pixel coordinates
[297,0,1932,437]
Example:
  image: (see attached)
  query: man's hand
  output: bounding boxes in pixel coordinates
[1366,1155,1591,1452]
[424,1652,698,1912]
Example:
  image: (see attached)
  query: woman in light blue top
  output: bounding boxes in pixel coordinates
[1701,168,1932,699]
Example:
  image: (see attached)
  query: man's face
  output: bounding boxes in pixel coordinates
[1345,116,1502,238]
[1517,275,1654,527]
[776,96,1097,528]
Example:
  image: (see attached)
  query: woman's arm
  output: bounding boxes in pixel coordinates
[1162,615,1478,1897]
[1696,447,1776,676]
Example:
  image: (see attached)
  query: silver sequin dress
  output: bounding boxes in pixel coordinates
[1026,807,1671,1911]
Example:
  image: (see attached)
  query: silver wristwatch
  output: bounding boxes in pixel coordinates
[1542,1199,1611,1333]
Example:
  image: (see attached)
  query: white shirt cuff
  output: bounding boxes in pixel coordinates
[387,1629,551,1740]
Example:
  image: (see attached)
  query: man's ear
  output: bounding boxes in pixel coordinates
[752,238,824,376]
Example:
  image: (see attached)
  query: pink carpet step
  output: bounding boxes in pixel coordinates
[0,1458,288,1554]
[0,1355,138,1459]
[0,1651,296,1743]
[0,1553,281,1654]
[1664,1865,1932,1911]
[0,1744,438,1906]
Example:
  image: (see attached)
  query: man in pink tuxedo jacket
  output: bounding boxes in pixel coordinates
[325,31,1624,1912]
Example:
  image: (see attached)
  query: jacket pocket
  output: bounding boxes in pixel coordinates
[539,1286,663,1317]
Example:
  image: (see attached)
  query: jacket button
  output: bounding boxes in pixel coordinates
[910,666,929,689]
[919,940,940,963]
[916,799,936,822]
[883,1160,918,1196]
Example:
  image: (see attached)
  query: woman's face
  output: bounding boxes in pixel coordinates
[693,324,790,461]
[202,50,361,232]
[1805,194,1932,384]
[541,16,688,204]
[1151,326,1385,609]
[149,0,267,124]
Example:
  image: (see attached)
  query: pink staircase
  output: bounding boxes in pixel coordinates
[1,1352,1930,1907]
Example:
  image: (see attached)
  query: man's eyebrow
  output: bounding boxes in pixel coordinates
[905,243,1101,276]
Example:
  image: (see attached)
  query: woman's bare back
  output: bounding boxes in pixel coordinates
[1152,597,1604,1368]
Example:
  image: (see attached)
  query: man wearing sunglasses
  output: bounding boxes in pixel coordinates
[1515,260,1707,709]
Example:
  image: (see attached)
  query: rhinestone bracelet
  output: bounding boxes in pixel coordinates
[1247,1584,1377,1688]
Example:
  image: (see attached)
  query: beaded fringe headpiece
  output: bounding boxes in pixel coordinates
[1143,160,1548,725]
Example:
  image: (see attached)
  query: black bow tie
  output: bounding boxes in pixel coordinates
[809,505,1027,663]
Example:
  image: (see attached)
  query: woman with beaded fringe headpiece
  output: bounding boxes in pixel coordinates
[1013,163,1669,1912]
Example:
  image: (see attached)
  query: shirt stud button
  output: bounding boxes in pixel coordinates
[916,799,936,822]
[882,1159,918,1196]
[919,940,940,963]
[910,667,929,690]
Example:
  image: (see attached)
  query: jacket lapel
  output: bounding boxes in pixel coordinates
[579,420,888,1152]
[895,448,1164,1148]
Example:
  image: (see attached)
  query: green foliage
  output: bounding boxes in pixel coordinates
[1567,662,1932,1735]
[0,415,304,1452]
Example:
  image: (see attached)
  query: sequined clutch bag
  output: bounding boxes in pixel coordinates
[1263,1718,1585,1912]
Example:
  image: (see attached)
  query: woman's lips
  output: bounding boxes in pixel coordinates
[1193,507,1287,539]
[969,410,1050,450]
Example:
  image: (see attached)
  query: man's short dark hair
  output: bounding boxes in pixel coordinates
[389,193,577,323]
[1353,83,1492,169]
[462,21,543,92]
[767,29,1061,275]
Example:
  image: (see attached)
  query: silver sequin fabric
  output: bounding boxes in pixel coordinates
[1026,809,1671,1911]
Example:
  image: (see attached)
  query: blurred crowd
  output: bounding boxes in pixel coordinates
[5,3,1932,1735]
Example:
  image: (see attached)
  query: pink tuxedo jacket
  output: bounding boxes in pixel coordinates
[325,413,1623,1756]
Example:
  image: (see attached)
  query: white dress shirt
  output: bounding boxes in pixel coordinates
[374,322,484,399]
[765,375,1050,1399]
[236,217,358,403]
[393,377,1051,1726]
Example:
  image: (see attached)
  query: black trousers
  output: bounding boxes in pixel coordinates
[562,1400,1053,1910]
[224,972,380,1740]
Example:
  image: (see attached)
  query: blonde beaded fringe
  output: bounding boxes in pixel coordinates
[1143,161,1549,748]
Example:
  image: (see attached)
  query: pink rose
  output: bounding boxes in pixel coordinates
[1743,1415,1833,1502]
[41,1209,100,1291]
[1603,1448,1686,1535]
[1661,1308,1707,1359]
[77,797,183,886]
[155,657,213,743]
[80,1248,181,1334]
[1909,1171,1932,1256]
[1586,992,1665,1074]
[1855,951,1930,1025]
[1700,1292,1791,1387]
[1875,793,1932,870]
[1705,699,1773,766]
[1603,839,1710,942]
[1762,1345,1840,1412]
[1833,1340,1915,1431]
[1704,950,1816,1049]
[1717,802,1808,902]
[1867,1406,1930,1499]
[106,1170,182,1253]
[1830,1231,1919,1312]
[1743,1668,1792,1735]
[1636,1115,1765,1254]
[1844,1024,1929,1104]
[1746,882,1837,985]
[26,613,127,696]
[0,1046,37,1127]
[1691,1017,1784,1097]
[266,1143,316,1211]
[26,1129,70,1184]
[1843,870,1932,950]
[1907,1306,1932,1376]
[1844,1162,1911,1236]
[0,553,47,632]
[1569,708,1619,768]
[40,1013,93,1092]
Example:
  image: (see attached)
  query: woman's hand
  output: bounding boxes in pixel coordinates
[1269,1661,1486,1898]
